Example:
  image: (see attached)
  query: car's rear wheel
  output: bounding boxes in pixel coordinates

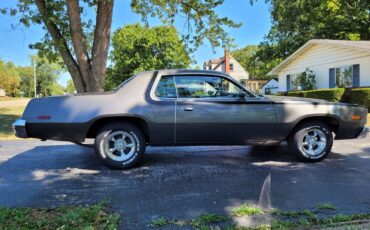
[288,121,333,162]
[94,122,145,169]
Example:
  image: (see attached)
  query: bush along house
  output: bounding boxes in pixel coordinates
[268,39,370,92]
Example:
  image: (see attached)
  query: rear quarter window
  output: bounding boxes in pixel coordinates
[154,76,177,98]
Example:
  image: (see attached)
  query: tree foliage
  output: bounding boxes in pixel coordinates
[0,61,20,97]
[66,79,76,94]
[1,0,240,93]
[105,24,190,90]
[0,57,64,98]
[33,56,64,97]
[238,0,370,78]
[18,66,34,97]
[231,45,281,79]
[131,0,241,52]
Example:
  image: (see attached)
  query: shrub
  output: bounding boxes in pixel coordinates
[287,91,306,97]
[275,92,288,96]
[304,88,345,102]
[285,88,370,106]
[348,88,370,108]
[299,68,316,90]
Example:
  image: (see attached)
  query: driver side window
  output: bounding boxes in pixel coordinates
[174,76,252,98]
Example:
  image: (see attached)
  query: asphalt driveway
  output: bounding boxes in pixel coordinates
[0,138,370,229]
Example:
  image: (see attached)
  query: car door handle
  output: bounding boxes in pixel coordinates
[183,106,194,111]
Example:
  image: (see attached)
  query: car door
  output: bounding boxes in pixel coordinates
[175,75,277,144]
[145,75,177,145]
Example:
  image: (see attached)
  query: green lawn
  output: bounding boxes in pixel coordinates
[0,203,119,229]
[0,106,25,139]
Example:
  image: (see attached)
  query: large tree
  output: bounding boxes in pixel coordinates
[105,24,190,90]
[2,0,240,93]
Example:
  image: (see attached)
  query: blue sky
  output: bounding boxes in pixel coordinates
[0,0,271,86]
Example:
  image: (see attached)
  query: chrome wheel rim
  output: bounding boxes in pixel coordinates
[104,131,136,161]
[300,128,327,158]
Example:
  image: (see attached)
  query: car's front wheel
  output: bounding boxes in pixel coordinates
[288,121,333,162]
[94,122,145,169]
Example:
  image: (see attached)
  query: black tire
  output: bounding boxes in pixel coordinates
[288,121,333,162]
[94,122,145,169]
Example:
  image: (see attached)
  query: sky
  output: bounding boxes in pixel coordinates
[0,0,271,86]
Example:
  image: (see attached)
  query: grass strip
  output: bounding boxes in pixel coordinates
[0,202,119,229]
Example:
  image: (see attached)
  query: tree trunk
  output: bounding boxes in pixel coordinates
[36,0,114,93]
[35,0,86,93]
[66,0,91,91]
[90,0,114,92]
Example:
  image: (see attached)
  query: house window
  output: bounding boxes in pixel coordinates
[229,63,234,71]
[290,73,302,91]
[335,65,353,87]
[208,65,212,70]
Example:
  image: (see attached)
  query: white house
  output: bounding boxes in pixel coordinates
[0,88,5,97]
[203,49,250,85]
[268,39,370,92]
[261,78,279,95]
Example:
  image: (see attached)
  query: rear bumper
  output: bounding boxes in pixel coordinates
[12,119,28,138]
[356,126,369,139]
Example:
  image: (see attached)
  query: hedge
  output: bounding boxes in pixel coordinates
[283,88,370,108]
[305,88,345,102]
[287,91,306,97]
[348,88,370,108]
[286,88,345,102]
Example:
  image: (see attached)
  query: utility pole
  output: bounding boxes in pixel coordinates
[33,59,36,98]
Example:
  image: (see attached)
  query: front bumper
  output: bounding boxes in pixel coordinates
[12,119,28,138]
[356,126,369,139]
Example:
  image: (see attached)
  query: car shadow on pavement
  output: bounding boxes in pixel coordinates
[142,144,342,168]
